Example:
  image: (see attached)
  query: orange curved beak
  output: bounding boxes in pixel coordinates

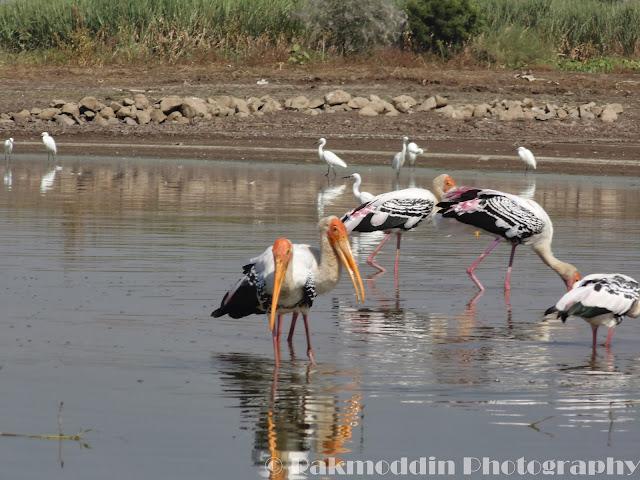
[270,238,292,332]
[329,220,365,303]
[566,271,581,291]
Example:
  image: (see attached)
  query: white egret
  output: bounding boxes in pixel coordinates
[392,136,408,177]
[41,132,57,161]
[517,146,536,172]
[407,141,424,168]
[4,137,14,161]
[344,173,374,204]
[316,138,347,177]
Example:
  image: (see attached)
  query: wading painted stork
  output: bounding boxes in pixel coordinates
[391,136,408,177]
[545,273,640,347]
[344,173,375,204]
[517,146,537,172]
[211,216,365,365]
[316,138,347,177]
[434,186,580,292]
[341,174,456,281]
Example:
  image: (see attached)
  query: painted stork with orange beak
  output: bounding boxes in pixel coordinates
[545,273,640,347]
[434,186,580,292]
[340,174,456,282]
[212,216,365,365]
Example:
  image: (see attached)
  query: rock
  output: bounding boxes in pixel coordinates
[392,95,417,107]
[134,94,150,110]
[80,96,100,112]
[61,103,80,117]
[473,103,490,118]
[122,97,135,106]
[358,106,379,117]
[522,97,534,108]
[38,108,60,121]
[579,103,595,120]
[504,104,524,121]
[149,109,167,123]
[92,115,109,126]
[394,101,413,114]
[416,96,437,111]
[600,105,618,123]
[110,101,123,113]
[12,109,31,121]
[348,97,369,109]
[123,117,138,126]
[247,97,264,113]
[166,111,183,122]
[435,105,455,118]
[159,96,183,114]
[232,98,250,115]
[606,103,624,114]
[435,95,448,108]
[302,108,320,116]
[260,97,282,114]
[136,109,152,125]
[107,117,121,125]
[116,105,137,120]
[215,96,233,109]
[50,99,67,108]
[53,113,76,126]
[83,110,96,119]
[99,106,116,119]
[325,89,351,106]
[308,97,325,109]
[285,95,310,110]
[181,97,208,118]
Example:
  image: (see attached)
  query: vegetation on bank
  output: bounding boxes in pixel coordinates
[0,0,639,73]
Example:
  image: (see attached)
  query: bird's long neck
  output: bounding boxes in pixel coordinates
[315,234,341,294]
[533,242,576,285]
[353,176,361,194]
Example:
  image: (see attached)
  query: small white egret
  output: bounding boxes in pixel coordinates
[4,137,14,161]
[344,173,374,204]
[316,138,347,177]
[392,136,408,177]
[42,132,57,161]
[407,141,424,168]
[517,146,536,172]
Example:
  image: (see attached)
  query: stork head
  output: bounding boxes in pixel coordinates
[322,217,365,303]
[269,238,293,332]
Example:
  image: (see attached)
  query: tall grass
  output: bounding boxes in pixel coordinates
[474,0,640,65]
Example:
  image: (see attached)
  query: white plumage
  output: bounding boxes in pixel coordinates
[434,186,580,292]
[391,136,408,176]
[344,173,375,204]
[212,217,364,365]
[341,174,455,277]
[4,137,14,160]
[407,141,424,168]
[41,132,57,160]
[517,146,536,171]
[316,137,347,176]
[545,273,640,347]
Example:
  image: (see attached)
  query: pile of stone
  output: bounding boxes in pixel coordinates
[0,88,623,127]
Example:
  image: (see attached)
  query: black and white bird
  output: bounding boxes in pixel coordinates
[316,138,347,176]
[517,146,537,172]
[341,174,456,280]
[434,186,580,292]
[407,141,424,168]
[4,137,14,161]
[344,173,375,204]
[211,216,365,365]
[545,273,640,347]
[391,136,409,177]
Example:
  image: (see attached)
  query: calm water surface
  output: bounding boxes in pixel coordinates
[1,155,639,479]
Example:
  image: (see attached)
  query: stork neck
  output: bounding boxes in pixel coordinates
[533,242,576,284]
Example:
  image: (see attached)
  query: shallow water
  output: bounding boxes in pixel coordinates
[1,156,640,479]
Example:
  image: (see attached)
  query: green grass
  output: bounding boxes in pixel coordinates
[1,0,640,71]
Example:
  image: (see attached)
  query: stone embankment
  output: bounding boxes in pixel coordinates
[0,88,624,127]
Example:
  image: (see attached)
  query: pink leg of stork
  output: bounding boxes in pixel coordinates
[604,327,616,347]
[467,237,501,291]
[287,312,299,342]
[366,232,393,272]
[302,314,315,364]
[592,326,599,348]
[504,243,518,291]
[394,232,402,285]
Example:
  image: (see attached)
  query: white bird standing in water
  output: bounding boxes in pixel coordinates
[316,138,347,177]
[4,137,14,160]
[545,273,640,348]
[517,146,536,172]
[407,141,424,168]
[41,132,57,161]
[392,136,408,177]
[344,173,374,204]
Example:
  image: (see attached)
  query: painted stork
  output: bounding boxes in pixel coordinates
[41,132,57,161]
[434,186,580,292]
[344,173,375,204]
[340,174,456,280]
[4,137,14,161]
[517,146,537,172]
[407,141,424,168]
[391,136,408,177]
[316,138,347,177]
[545,273,640,347]
[211,216,365,365]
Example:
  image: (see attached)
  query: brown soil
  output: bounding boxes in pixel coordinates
[2,64,640,175]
